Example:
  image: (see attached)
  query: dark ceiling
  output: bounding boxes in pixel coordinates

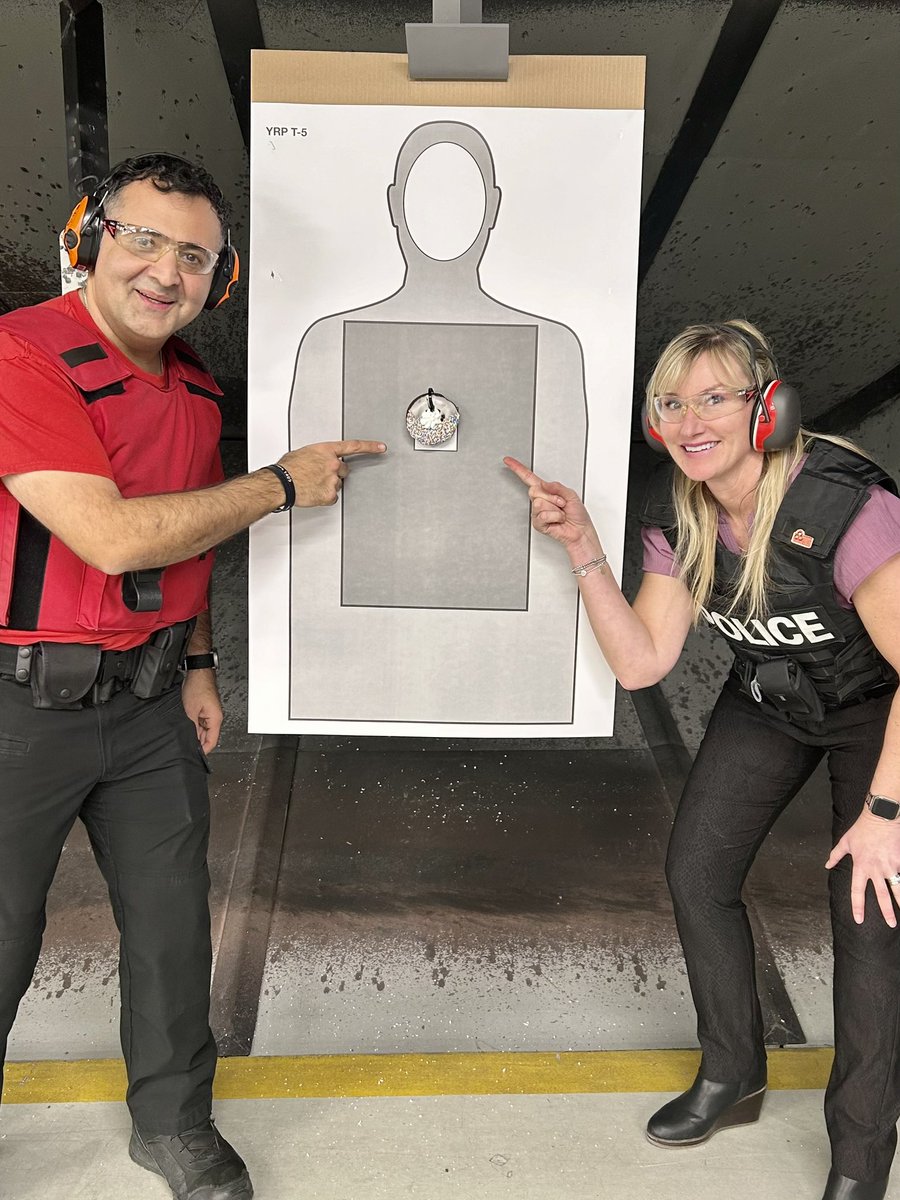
[5,0,898,436]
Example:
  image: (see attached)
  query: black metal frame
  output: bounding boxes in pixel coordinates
[60,0,109,202]
[205,0,265,151]
[638,0,783,286]
[810,363,900,435]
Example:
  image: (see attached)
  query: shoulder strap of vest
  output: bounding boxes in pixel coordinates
[771,439,897,560]
[802,436,898,496]
[0,305,131,393]
[169,338,223,399]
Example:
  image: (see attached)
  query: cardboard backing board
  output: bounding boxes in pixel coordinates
[251,50,645,111]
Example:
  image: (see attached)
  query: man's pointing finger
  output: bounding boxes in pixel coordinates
[333,439,387,458]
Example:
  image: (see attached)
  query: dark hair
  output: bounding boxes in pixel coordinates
[99,153,231,235]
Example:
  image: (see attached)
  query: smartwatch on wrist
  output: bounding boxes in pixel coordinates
[865,792,900,821]
[184,649,219,672]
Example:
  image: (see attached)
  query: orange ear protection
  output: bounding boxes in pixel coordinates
[642,325,801,455]
[205,231,239,311]
[62,190,105,272]
[61,158,239,311]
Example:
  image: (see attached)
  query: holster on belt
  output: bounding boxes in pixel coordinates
[130,620,193,699]
[749,657,826,722]
[29,643,102,710]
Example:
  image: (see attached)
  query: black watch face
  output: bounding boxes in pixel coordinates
[870,795,900,820]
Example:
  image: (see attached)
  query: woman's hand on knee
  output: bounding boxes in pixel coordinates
[826,810,900,926]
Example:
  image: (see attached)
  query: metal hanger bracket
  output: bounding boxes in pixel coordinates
[406,1,509,81]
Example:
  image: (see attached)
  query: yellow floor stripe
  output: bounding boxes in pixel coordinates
[2,1048,834,1105]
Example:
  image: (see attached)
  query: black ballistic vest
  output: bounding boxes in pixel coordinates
[639,440,899,708]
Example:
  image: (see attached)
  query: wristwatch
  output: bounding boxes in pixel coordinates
[865,792,900,821]
[184,649,219,672]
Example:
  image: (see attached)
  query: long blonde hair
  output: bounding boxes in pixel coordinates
[645,320,867,622]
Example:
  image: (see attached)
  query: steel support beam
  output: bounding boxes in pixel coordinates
[810,363,900,435]
[210,737,296,1055]
[638,0,783,286]
[60,0,109,200]
[206,0,265,152]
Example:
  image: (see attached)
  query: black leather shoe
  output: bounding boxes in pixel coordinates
[129,1119,253,1199]
[821,1168,888,1199]
[646,1075,766,1147]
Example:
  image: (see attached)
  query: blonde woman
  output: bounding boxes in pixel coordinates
[506,321,900,1200]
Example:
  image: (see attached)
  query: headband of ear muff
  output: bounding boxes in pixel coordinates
[642,324,801,455]
[61,156,238,310]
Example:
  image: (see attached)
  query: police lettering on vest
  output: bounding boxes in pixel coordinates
[699,606,841,649]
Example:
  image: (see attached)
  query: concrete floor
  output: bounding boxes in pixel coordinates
[3,1091,896,1200]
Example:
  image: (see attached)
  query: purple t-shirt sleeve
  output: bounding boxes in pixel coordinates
[834,485,900,604]
[641,525,679,576]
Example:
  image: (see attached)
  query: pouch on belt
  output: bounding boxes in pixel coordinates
[29,642,102,710]
[751,657,826,722]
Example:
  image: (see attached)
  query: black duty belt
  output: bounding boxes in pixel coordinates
[732,659,896,716]
[0,641,139,684]
[0,620,194,709]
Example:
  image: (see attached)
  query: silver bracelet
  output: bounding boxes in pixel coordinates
[571,554,607,577]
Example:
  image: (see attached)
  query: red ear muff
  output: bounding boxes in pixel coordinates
[204,240,239,310]
[62,192,105,271]
[750,380,801,452]
[641,406,670,455]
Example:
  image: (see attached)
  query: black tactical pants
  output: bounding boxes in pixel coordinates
[666,678,899,1183]
[0,677,217,1135]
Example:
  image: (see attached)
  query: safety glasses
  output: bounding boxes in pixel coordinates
[102,219,219,275]
[652,387,756,424]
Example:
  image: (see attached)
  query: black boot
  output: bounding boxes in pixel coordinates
[821,1169,888,1200]
[646,1075,766,1147]
[129,1119,253,1200]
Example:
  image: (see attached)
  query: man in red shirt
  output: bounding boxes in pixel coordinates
[0,153,385,1200]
